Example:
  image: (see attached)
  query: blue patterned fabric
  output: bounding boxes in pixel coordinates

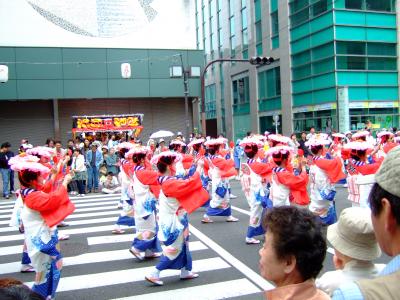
[132,236,162,252]
[246,223,265,238]
[319,205,337,225]
[215,186,227,198]
[31,233,61,260]
[32,259,61,299]
[320,189,336,201]
[116,215,135,227]
[21,251,31,264]
[156,242,192,271]
[207,205,231,217]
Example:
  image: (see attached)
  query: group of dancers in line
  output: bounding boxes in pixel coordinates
[7,128,400,298]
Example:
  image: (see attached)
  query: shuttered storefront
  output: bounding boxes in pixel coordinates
[0,100,54,152]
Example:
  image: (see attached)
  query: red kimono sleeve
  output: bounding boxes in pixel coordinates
[276,171,309,205]
[314,157,346,183]
[248,162,274,178]
[384,143,397,154]
[212,157,237,178]
[182,154,194,170]
[24,186,75,227]
[162,172,209,213]
[356,162,382,176]
[136,170,159,185]
[203,158,210,177]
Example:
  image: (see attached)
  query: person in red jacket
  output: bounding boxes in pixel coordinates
[126,146,162,260]
[9,154,74,300]
[201,138,239,223]
[145,151,208,286]
[239,137,274,244]
[266,145,309,208]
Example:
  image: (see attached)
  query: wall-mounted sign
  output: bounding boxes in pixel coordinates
[72,114,143,133]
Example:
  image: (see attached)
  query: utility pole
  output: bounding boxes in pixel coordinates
[179,54,190,143]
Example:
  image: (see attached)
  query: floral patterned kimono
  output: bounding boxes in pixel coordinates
[309,156,345,225]
[131,165,161,254]
[346,158,381,208]
[240,159,273,239]
[206,155,237,217]
[270,166,309,207]
[156,173,208,272]
[20,186,74,299]
[115,158,135,228]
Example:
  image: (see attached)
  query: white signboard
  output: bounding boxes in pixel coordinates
[0,0,196,49]
[337,87,350,133]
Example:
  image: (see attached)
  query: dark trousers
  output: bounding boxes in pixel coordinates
[75,180,85,195]
[9,170,14,192]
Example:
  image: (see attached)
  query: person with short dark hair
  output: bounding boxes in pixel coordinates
[260,206,329,300]
[0,142,13,199]
[0,284,45,300]
[333,146,400,299]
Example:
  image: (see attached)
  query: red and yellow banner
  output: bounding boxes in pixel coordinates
[72,114,143,133]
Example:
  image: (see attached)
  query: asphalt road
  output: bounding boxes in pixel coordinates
[0,181,390,300]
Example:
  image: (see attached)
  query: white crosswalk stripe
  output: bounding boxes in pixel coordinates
[0,193,262,299]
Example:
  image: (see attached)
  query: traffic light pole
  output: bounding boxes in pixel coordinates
[200,58,253,137]
[200,57,274,136]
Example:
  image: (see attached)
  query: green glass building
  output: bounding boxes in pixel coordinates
[196,0,399,140]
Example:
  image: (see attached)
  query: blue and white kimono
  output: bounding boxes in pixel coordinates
[20,188,62,300]
[155,176,192,272]
[131,165,161,254]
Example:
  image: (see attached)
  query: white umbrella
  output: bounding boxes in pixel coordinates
[150,130,175,139]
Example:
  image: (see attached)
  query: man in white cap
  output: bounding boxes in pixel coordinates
[176,131,185,142]
[333,146,400,299]
[317,207,383,296]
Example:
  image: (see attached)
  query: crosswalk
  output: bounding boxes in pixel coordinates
[0,193,269,299]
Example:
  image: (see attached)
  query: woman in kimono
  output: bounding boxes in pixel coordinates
[145,152,208,286]
[344,141,382,209]
[267,145,309,208]
[127,146,162,260]
[9,154,74,300]
[201,138,239,223]
[10,147,57,273]
[112,142,135,234]
[306,135,345,225]
[239,137,274,244]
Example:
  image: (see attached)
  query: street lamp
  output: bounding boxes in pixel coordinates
[200,56,275,136]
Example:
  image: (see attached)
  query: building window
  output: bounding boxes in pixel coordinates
[241,0,248,58]
[312,0,328,16]
[290,0,333,28]
[270,0,279,50]
[258,67,281,100]
[217,0,223,58]
[345,0,395,12]
[229,0,235,58]
[345,0,363,9]
[254,0,263,55]
[336,41,397,71]
[205,84,217,119]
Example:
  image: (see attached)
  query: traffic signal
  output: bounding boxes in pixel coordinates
[249,56,274,65]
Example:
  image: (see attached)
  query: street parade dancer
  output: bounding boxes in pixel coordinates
[145,151,209,286]
[187,138,210,206]
[239,137,274,244]
[201,138,239,223]
[10,147,57,274]
[113,142,135,234]
[344,139,383,209]
[126,146,162,260]
[9,154,75,300]
[267,145,309,207]
[307,134,345,225]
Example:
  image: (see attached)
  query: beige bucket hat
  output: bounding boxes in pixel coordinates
[327,207,381,261]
